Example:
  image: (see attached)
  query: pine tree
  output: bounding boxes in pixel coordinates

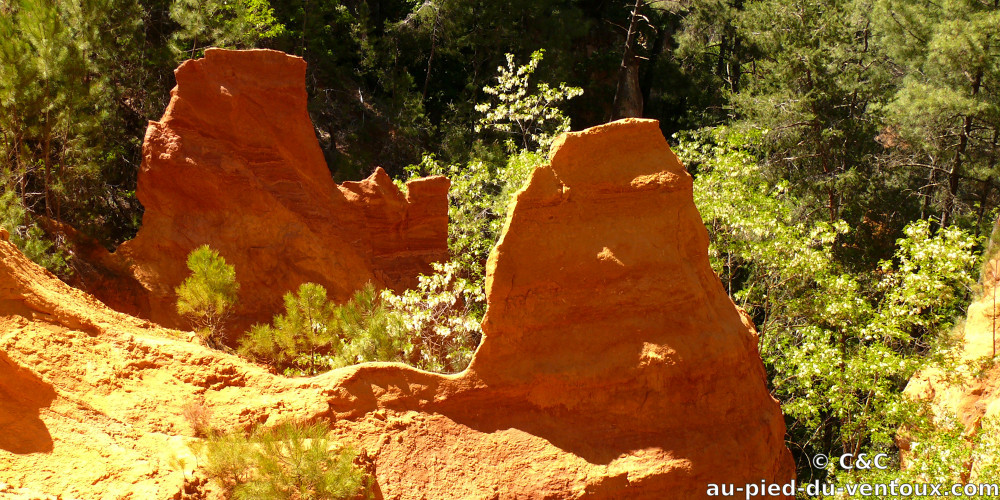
[239,282,341,376]
[733,0,892,225]
[175,245,240,347]
[239,283,413,376]
[0,0,159,245]
[873,0,1000,230]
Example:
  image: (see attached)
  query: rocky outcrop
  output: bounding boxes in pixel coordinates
[98,49,448,335]
[0,119,794,499]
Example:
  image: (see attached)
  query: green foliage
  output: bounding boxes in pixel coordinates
[169,0,285,59]
[0,188,67,273]
[241,274,483,376]
[1,0,998,485]
[680,126,980,479]
[873,0,1000,229]
[239,282,343,376]
[475,50,583,153]
[241,282,415,376]
[333,283,412,369]
[175,245,239,347]
[381,261,484,373]
[193,421,371,500]
[0,0,103,221]
[828,410,1000,496]
[877,220,979,340]
[0,0,158,245]
[405,54,568,279]
[410,150,542,279]
[732,0,894,234]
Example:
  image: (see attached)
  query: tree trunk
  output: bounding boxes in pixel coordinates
[942,67,983,226]
[979,127,999,235]
[639,19,669,107]
[921,166,936,221]
[422,6,439,101]
[43,112,52,218]
[612,0,645,120]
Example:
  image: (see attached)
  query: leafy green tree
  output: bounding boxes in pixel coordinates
[175,245,239,347]
[475,50,583,153]
[408,53,576,283]
[410,150,542,281]
[679,126,980,479]
[0,188,67,272]
[381,261,484,373]
[193,421,371,500]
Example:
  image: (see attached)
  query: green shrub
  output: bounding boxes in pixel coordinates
[240,282,416,376]
[677,126,981,480]
[193,421,370,500]
[240,277,481,375]
[0,189,68,274]
[333,283,412,368]
[239,282,342,376]
[175,245,239,348]
[381,261,484,373]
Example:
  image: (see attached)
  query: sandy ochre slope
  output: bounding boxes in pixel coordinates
[1,117,794,499]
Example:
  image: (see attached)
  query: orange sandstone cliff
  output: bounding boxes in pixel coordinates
[99,49,449,334]
[0,119,794,499]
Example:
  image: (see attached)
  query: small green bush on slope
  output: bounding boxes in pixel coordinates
[240,277,481,376]
[192,421,371,500]
[239,282,413,376]
[175,245,239,348]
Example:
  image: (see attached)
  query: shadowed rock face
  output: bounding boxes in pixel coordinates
[0,351,55,455]
[0,117,794,499]
[99,49,449,335]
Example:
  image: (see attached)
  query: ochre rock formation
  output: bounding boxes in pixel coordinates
[1,119,794,499]
[905,229,1000,478]
[99,49,449,334]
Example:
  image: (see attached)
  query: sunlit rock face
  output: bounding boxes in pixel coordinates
[0,116,794,499]
[102,48,449,336]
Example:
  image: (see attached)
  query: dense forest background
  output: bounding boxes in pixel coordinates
[2,0,1000,486]
[3,0,997,249]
